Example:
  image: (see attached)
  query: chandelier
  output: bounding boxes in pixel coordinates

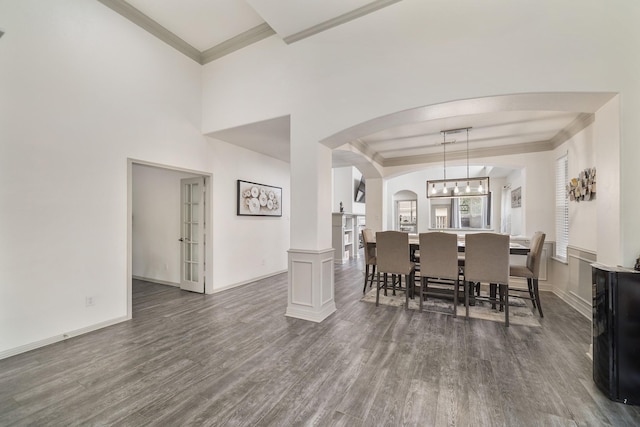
[426,127,490,198]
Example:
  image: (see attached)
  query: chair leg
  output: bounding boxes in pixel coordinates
[452,279,458,318]
[419,276,425,311]
[490,283,497,310]
[404,273,409,310]
[465,280,470,319]
[370,265,376,288]
[363,264,370,293]
[423,276,429,302]
[527,278,536,308]
[384,273,388,296]
[502,284,509,327]
[533,278,543,317]
[376,271,381,306]
[392,274,397,296]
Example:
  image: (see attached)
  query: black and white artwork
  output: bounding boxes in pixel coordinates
[511,187,522,208]
[237,180,282,216]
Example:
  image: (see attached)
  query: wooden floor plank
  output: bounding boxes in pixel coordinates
[1,257,639,426]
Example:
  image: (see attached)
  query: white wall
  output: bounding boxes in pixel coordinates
[201,0,640,267]
[332,166,365,214]
[209,138,290,291]
[505,170,525,237]
[566,125,598,252]
[332,167,353,213]
[0,0,209,355]
[594,97,621,266]
[550,126,597,315]
[0,0,290,357]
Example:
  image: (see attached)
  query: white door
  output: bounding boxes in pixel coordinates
[180,177,205,293]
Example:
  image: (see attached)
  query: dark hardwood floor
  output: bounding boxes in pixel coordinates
[1,257,639,426]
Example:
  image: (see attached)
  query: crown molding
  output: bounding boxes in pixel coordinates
[549,113,595,149]
[283,0,403,44]
[97,1,275,64]
[96,0,201,63]
[201,23,275,64]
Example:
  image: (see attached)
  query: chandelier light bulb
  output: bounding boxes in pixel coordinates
[431,183,437,194]
[466,181,471,193]
[454,183,459,194]
[442,184,448,194]
[478,181,484,193]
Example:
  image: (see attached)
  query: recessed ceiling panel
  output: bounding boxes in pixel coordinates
[360,110,582,160]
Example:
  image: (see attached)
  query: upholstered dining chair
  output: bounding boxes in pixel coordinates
[464,233,511,326]
[375,231,416,309]
[509,231,546,317]
[361,228,377,293]
[418,232,460,316]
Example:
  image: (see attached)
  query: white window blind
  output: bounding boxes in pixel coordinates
[555,154,569,261]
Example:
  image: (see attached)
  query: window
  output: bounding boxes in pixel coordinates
[555,154,569,261]
[429,195,491,229]
[396,200,417,233]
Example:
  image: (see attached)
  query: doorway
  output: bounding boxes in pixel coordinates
[128,160,212,318]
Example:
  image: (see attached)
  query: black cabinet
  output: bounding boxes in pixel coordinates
[592,263,640,406]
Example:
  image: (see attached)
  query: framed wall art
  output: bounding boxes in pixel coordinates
[237,180,282,217]
[511,186,522,208]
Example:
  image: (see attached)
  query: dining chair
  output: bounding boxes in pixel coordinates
[508,231,546,317]
[361,228,377,293]
[418,232,460,316]
[375,231,416,309]
[464,233,511,326]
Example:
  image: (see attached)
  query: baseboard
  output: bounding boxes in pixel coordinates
[211,269,287,294]
[285,303,337,323]
[132,275,179,287]
[0,315,130,361]
[552,289,591,320]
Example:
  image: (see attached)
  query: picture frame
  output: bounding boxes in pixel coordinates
[511,186,522,208]
[237,180,282,217]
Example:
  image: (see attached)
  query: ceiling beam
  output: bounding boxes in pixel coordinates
[549,113,594,149]
[378,140,555,168]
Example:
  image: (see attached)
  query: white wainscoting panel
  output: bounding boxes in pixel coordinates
[286,248,336,322]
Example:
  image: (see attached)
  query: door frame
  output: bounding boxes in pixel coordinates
[127,158,214,319]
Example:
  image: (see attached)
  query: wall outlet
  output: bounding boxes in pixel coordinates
[85,296,95,307]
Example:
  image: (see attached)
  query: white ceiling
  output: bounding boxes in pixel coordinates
[125,0,265,51]
[109,2,614,170]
